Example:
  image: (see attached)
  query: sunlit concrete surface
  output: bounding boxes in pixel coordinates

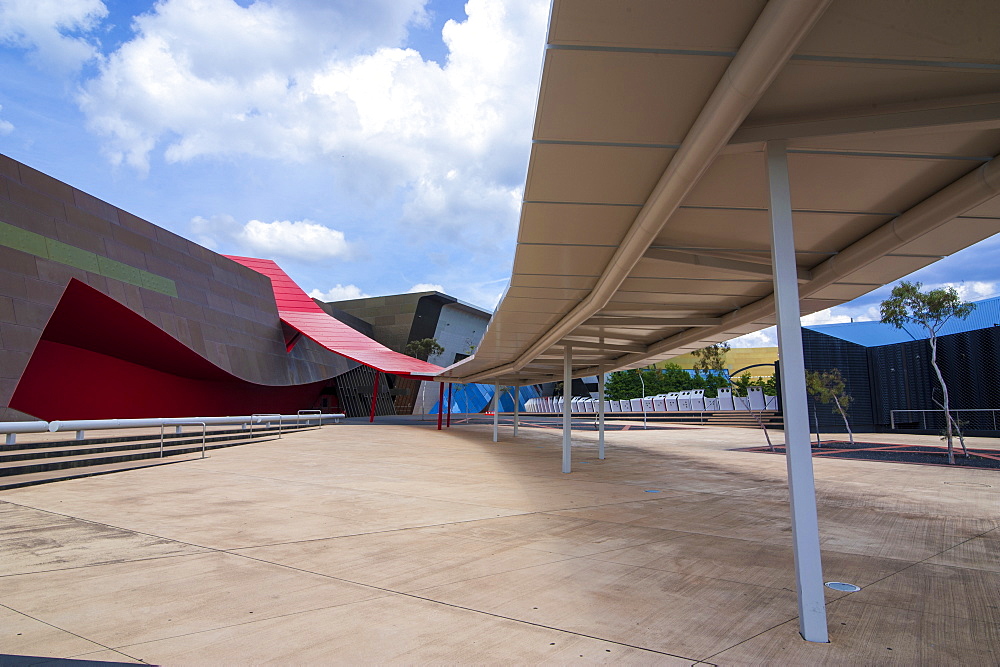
[1,423,997,664]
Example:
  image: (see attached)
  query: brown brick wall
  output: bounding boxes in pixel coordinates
[0,153,353,418]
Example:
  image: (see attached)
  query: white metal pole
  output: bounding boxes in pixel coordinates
[562,345,572,473]
[598,372,606,459]
[639,371,647,429]
[513,384,520,437]
[767,140,829,644]
[493,380,500,442]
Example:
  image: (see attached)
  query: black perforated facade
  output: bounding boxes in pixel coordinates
[802,326,1000,434]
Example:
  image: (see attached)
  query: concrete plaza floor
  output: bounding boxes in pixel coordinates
[1,421,998,664]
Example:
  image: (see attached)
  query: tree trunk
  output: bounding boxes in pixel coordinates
[949,411,970,457]
[930,337,955,464]
[832,394,853,444]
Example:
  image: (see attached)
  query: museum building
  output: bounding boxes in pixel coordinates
[0,153,446,422]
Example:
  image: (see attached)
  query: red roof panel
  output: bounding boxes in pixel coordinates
[225,255,442,377]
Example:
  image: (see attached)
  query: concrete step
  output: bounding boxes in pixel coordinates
[0,456,201,491]
[0,428,289,465]
[0,424,318,490]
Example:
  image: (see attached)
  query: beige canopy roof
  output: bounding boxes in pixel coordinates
[439,0,1000,386]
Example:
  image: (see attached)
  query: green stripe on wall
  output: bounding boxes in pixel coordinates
[0,220,178,298]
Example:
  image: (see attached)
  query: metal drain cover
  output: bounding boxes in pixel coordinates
[825,581,861,592]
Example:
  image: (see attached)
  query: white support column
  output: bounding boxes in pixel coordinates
[493,380,500,442]
[562,345,572,473]
[513,384,520,437]
[598,372,606,459]
[767,140,829,643]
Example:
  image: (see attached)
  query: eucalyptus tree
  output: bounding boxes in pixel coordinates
[404,337,444,361]
[806,369,853,445]
[880,281,975,464]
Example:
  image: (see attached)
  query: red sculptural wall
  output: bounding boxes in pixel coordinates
[10,279,329,420]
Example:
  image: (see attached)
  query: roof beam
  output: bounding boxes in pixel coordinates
[437,0,833,385]
[558,329,643,343]
[584,316,722,327]
[599,306,721,317]
[559,337,647,353]
[570,154,1000,379]
[644,247,812,282]
[730,96,1000,146]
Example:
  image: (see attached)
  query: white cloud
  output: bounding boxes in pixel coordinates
[0,0,107,72]
[189,213,239,250]
[927,280,999,302]
[240,219,350,261]
[728,328,777,348]
[308,284,371,301]
[728,302,892,348]
[190,214,351,261]
[800,305,879,327]
[408,283,444,293]
[800,309,852,327]
[77,0,548,246]
[0,105,13,135]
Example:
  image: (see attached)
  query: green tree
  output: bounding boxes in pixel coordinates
[605,369,642,400]
[605,364,700,400]
[806,369,854,444]
[404,337,444,361]
[880,281,975,464]
[758,374,777,395]
[731,372,776,397]
[644,364,697,395]
[691,342,729,374]
[731,372,755,396]
[690,343,730,398]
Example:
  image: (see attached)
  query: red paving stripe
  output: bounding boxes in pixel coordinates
[736,442,1000,463]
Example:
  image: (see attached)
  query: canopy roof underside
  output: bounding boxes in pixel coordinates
[439,0,1000,386]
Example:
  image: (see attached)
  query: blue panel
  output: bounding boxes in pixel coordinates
[806,295,1000,348]
[430,383,541,414]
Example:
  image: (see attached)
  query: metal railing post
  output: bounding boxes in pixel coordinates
[297,409,322,427]
[161,422,207,458]
[252,414,282,439]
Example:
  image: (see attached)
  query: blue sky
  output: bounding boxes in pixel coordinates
[0,0,548,309]
[1,0,997,346]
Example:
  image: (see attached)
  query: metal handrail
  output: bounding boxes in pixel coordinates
[250,414,282,439]
[3,413,344,445]
[891,408,1000,430]
[1,421,48,446]
[297,409,322,427]
[160,422,206,458]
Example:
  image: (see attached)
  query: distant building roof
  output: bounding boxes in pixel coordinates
[806,295,1000,347]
